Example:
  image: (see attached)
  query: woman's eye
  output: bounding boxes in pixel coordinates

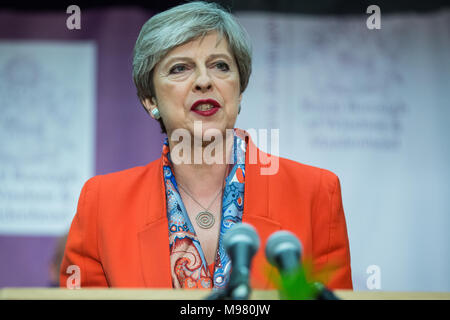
[169,64,188,74]
[215,61,230,72]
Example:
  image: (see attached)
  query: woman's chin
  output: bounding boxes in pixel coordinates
[190,120,230,136]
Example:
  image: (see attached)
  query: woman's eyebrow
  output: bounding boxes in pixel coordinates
[162,56,192,69]
[207,53,233,62]
[162,53,233,68]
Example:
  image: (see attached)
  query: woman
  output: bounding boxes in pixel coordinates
[60,1,352,290]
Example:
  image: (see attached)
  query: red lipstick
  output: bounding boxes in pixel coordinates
[190,99,221,117]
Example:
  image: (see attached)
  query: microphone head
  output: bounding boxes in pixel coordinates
[265,230,302,267]
[223,222,260,255]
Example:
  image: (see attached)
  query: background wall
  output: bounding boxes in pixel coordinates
[0,1,449,291]
[0,7,165,287]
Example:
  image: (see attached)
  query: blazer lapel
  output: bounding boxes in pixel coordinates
[138,158,172,288]
[242,133,282,289]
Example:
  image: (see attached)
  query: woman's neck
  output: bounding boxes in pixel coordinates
[168,132,234,198]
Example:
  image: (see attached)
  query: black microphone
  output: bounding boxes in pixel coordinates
[209,222,260,300]
[265,230,339,300]
[265,230,302,274]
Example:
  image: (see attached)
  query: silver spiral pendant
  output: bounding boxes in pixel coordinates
[196,211,215,229]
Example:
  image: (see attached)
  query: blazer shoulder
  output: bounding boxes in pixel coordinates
[277,156,340,187]
[88,158,159,187]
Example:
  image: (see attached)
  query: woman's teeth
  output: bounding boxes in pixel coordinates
[195,104,215,111]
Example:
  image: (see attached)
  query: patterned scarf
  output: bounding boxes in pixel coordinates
[162,129,247,289]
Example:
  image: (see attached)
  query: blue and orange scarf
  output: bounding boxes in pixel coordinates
[162,129,247,289]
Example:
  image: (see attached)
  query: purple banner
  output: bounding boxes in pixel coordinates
[0,7,165,287]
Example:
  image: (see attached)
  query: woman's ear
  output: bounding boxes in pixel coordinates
[142,97,159,119]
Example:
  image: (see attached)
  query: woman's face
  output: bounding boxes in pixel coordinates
[145,31,242,140]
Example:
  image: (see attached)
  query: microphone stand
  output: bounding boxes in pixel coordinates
[206,266,252,300]
[207,277,338,300]
[207,240,254,300]
[205,283,250,300]
[207,281,338,300]
[277,267,340,300]
[312,282,340,300]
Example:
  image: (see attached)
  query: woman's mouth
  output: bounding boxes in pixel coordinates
[191,99,221,116]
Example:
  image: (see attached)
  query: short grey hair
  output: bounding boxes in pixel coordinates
[132,1,252,133]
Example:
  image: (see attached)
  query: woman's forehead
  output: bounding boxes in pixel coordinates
[161,32,232,62]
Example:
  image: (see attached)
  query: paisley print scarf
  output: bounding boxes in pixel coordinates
[162,129,247,289]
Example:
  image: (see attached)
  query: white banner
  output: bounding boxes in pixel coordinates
[236,11,450,291]
[0,41,96,236]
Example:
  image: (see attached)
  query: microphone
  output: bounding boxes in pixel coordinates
[224,222,260,299]
[265,230,302,274]
[207,222,260,300]
[265,230,339,300]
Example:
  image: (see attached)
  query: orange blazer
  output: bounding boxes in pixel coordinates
[60,135,353,290]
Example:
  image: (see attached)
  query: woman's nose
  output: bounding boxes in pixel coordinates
[193,69,213,93]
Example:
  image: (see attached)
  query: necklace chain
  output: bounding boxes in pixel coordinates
[176,167,228,229]
[177,183,223,212]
